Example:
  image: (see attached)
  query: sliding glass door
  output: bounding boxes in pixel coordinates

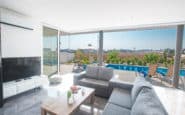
[43,26,58,76]
[59,33,98,75]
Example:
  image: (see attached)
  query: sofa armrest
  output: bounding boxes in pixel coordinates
[73,71,86,85]
[109,77,133,91]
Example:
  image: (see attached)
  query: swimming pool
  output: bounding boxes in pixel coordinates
[106,64,185,77]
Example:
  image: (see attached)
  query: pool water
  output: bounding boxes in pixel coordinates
[106,64,185,77]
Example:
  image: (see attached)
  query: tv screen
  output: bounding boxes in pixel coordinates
[2,57,41,82]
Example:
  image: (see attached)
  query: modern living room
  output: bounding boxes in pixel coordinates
[0,0,185,115]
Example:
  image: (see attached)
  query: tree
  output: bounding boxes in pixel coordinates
[126,59,131,65]
[163,50,167,62]
[137,59,143,65]
[75,49,84,61]
[164,49,175,58]
[143,53,160,64]
[106,51,120,64]
[74,49,90,64]
[120,58,125,64]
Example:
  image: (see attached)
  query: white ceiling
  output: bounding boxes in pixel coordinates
[0,0,185,32]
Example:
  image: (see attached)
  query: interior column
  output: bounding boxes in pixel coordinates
[98,31,103,66]
[173,25,184,88]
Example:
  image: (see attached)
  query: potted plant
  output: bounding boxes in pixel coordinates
[67,90,74,104]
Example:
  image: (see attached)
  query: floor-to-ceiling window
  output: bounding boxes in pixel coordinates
[42,25,185,89]
[60,33,98,74]
[104,28,177,87]
[43,26,58,76]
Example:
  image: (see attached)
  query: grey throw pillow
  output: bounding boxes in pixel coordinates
[98,67,113,81]
[131,88,168,115]
[131,76,152,104]
[86,66,99,79]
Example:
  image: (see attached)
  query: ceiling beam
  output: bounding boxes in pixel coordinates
[61,21,185,35]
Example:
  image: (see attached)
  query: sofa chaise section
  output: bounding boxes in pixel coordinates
[103,76,168,115]
[103,103,131,115]
[108,88,132,109]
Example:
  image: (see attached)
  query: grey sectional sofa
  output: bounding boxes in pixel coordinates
[103,76,168,115]
[74,65,167,115]
[73,65,115,98]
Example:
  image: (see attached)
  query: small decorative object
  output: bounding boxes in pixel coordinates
[67,90,74,104]
[49,74,62,85]
[70,85,78,93]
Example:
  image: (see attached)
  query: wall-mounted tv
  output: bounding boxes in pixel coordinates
[2,57,41,82]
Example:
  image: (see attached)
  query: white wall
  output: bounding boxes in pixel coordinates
[1,24,42,58]
[0,8,42,58]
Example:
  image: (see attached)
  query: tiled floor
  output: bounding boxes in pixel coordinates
[0,74,108,115]
[1,71,183,115]
[0,88,107,115]
[0,89,45,115]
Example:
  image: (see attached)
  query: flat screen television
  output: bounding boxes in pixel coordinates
[2,57,41,82]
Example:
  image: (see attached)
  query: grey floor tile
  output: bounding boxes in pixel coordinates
[0,88,107,115]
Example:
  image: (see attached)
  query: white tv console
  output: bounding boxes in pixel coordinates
[3,75,48,99]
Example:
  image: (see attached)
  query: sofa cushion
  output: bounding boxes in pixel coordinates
[79,78,109,87]
[103,103,131,115]
[109,88,132,109]
[86,66,99,79]
[131,76,152,104]
[131,87,168,115]
[98,67,113,81]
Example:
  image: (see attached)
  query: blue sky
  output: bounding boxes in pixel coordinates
[103,28,177,50]
[59,28,185,50]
